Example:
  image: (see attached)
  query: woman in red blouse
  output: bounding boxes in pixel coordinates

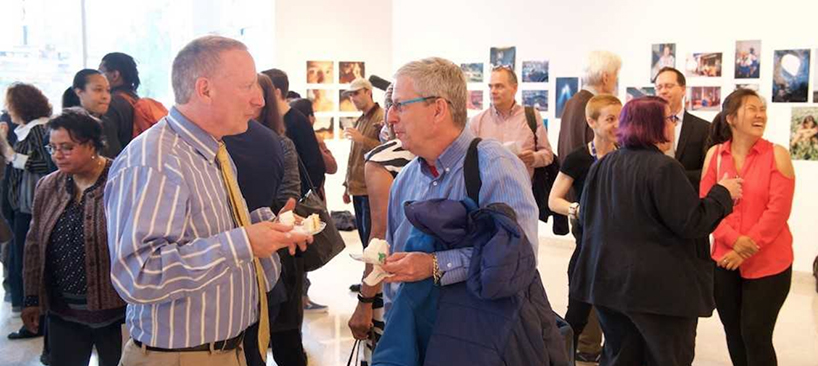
[700,88,795,366]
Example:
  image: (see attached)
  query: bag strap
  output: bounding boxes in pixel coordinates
[524,106,539,152]
[346,339,360,366]
[296,154,317,192]
[464,138,482,205]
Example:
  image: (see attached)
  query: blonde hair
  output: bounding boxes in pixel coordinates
[394,57,468,128]
[585,94,622,120]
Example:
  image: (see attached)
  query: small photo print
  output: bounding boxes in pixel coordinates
[625,87,656,102]
[307,89,334,112]
[522,90,548,112]
[814,50,818,103]
[736,84,760,91]
[461,63,484,83]
[687,86,721,111]
[306,61,333,84]
[685,52,723,77]
[339,61,365,84]
[772,49,810,103]
[556,77,579,118]
[490,46,516,71]
[339,116,357,130]
[339,90,356,112]
[735,40,761,79]
[314,117,334,141]
[467,90,484,111]
[651,43,676,81]
[790,107,818,160]
[522,61,549,83]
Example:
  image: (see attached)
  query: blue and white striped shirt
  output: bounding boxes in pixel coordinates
[104,107,280,349]
[384,129,538,305]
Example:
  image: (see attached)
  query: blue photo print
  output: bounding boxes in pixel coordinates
[555,77,579,118]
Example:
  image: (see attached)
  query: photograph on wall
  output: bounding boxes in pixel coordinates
[790,107,818,160]
[772,49,810,103]
[339,117,357,139]
[339,90,356,112]
[685,52,723,77]
[651,43,676,81]
[467,90,484,110]
[461,63,484,83]
[522,61,549,83]
[735,40,761,79]
[736,84,760,91]
[490,46,516,71]
[625,86,656,102]
[314,116,334,141]
[306,61,333,84]
[522,90,548,112]
[556,77,579,118]
[814,51,818,102]
[687,86,721,111]
[339,61,365,84]
[307,89,334,112]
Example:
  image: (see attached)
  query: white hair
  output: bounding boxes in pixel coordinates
[582,50,622,87]
[394,57,468,128]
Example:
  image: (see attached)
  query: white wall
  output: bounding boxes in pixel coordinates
[391,0,818,272]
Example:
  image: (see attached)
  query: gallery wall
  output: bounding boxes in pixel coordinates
[391,0,817,272]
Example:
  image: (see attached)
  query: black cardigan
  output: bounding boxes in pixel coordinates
[570,146,733,318]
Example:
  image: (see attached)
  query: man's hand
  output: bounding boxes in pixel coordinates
[21,307,40,333]
[718,250,745,271]
[733,236,759,259]
[344,127,364,143]
[245,222,312,257]
[517,150,536,167]
[381,252,434,283]
[348,302,374,340]
[343,192,351,204]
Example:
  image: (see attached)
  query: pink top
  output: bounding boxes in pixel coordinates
[700,139,794,279]
[468,103,554,177]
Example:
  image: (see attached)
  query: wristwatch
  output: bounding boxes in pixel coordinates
[568,202,580,220]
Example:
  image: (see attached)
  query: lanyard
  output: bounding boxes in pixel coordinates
[590,140,617,162]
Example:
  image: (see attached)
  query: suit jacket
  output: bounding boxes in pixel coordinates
[571,146,733,318]
[557,89,594,164]
[675,111,710,191]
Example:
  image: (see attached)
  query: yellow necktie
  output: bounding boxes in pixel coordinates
[216,142,269,361]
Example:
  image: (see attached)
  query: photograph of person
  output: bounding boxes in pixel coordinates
[685,52,723,77]
[651,43,676,81]
[772,49,810,103]
[490,46,516,71]
[307,89,334,112]
[687,86,721,111]
[790,107,818,160]
[625,86,656,102]
[522,61,549,83]
[735,40,761,79]
[461,63,484,83]
[556,77,579,117]
[339,61,365,84]
[467,90,484,110]
[307,60,334,84]
[339,89,357,112]
[522,90,548,111]
[314,116,335,141]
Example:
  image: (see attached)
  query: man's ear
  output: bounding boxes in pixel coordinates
[194,77,212,104]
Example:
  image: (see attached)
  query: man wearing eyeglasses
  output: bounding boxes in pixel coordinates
[468,66,553,177]
[342,78,384,253]
[653,67,710,191]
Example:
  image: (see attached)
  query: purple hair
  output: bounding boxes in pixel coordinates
[617,96,670,149]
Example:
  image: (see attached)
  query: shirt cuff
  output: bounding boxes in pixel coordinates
[11,153,29,169]
[250,207,275,223]
[435,248,473,286]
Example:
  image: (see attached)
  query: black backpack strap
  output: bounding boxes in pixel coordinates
[524,106,539,152]
[464,138,482,205]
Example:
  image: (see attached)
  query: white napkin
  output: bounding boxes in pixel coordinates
[350,238,394,286]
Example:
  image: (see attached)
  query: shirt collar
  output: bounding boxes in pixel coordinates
[166,107,220,162]
[491,101,521,119]
[584,86,600,96]
[719,139,766,156]
[675,109,685,125]
[420,129,475,177]
[13,117,49,141]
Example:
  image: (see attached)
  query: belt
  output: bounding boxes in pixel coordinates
[133,331,245,353]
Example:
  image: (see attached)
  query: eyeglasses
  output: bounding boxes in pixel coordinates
[390,96,449,113]
[655,83,679,91]
[45,143,78,155]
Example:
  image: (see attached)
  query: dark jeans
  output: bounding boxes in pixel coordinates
[352,195,371,248]
[8,210,32,307]
[47,314,123,366]
[715,266,792,366]
[596,306,697,366]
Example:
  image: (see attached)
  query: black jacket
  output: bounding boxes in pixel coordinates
[675,111,710,191]
[571,146,733,318]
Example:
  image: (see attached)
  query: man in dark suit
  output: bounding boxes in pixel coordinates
[654,67,710,191]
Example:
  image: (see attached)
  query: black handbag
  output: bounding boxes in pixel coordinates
[524,107,569,235]
[294,156,346,272]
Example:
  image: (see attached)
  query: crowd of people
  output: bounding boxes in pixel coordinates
[0,35,798,366]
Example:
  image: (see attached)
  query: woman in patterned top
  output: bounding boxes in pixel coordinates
[21,108,126,366]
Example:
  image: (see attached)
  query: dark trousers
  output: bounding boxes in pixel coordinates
[595,306,697,366]
[8,210,32,307]
[565,298,592,352]
[47,314,123,366]
[352,195,371,248]
[246,323,307,366]
[714,266,791,366]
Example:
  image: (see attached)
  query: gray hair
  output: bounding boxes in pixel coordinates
[171,35,248,104]
[394,57,468,128]
[582,50,622,87]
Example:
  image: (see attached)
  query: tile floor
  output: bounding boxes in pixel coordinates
[1,229,817,366]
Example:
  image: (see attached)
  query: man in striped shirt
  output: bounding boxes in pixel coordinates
[105,36,311,365]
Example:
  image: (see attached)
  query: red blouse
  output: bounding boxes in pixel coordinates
[700,139,794,279]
